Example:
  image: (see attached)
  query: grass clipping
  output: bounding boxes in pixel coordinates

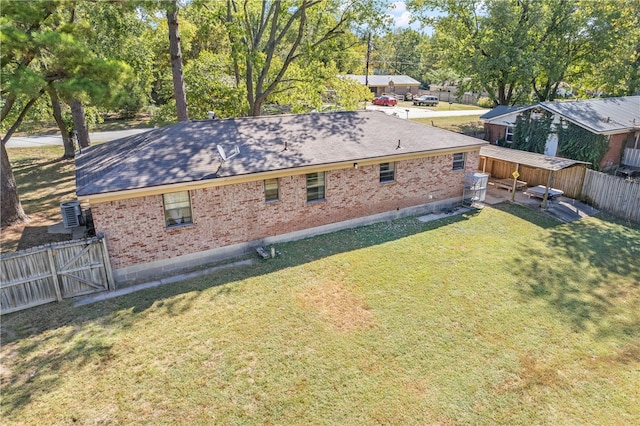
[298,281,375,332]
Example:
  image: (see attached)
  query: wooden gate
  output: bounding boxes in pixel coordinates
[1,234,114,314]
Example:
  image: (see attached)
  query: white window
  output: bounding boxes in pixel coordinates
[264,178,279,202]
[380,162,395,183]
[163,191,192,227]
[306,172,325,202]
[452,153,466,171]
[505,126,514,144]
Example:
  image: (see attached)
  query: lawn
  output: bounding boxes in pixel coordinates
[413,114,484,135]
[2,204,639,425]
[1,146,76,253]
[397,100,486,112]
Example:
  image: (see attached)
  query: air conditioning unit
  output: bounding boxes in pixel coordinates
[61,201,82,228]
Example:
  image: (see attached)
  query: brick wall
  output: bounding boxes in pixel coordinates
[91,152,479,270]
[600,133,627,170]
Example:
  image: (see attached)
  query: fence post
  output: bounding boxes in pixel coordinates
[99,233,116,291]
[47,247,64,302]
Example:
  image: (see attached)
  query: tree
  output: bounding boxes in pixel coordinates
[47,84,75,158]
[220,0,389,116]
[1,0,128,225]
[1,143,28,226]
[408,0,639,105]
[370,28,426,79]
[569,0,640,97]
[167,0,189,121]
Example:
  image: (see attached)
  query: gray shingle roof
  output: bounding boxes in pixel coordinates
[479,105,528,120]
[343,74,421,87]
[76,110,487,197]
[481,96,640,134]
[540,96,640,134]
[480,145,590,171]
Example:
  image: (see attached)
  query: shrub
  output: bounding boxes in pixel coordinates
[477,97,494,108]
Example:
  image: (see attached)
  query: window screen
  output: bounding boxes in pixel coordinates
[306,172,325,202]
[163,191,192,227]
[265,178,279,202]
[380,162,396,182]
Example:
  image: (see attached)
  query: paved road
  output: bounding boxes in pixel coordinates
[366,104,489,119]
[5,128,153,148]
[5,107,488,148]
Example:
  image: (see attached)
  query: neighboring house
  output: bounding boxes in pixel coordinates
[344,74,421,98]
[480,96,640,171]
[76,110,486,283]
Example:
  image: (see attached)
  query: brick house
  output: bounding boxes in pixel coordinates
[480,96,640,171]
[344,75,421,98]
[76,110,486,283]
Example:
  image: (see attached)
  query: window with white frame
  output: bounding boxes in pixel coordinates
[264,178,279,202]
[380,162,395,183]
[306,172,325,202]
[505,126,514,144]
[163,191,192,227]
[452,153,466,171]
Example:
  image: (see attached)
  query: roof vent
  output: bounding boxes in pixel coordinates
[208,111,215,120]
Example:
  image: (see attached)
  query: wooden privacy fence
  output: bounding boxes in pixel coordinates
[582,169,640,223]
[1,234,114,314]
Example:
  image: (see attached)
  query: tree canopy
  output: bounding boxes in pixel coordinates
[407,0,640,105]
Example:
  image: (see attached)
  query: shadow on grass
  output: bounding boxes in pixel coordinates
[16,226,71,251]
[109,209,481,317]
[0,210,480,416]
[2,326,114,418]
[509,214,640,340]
[3,209,480,338]
[489,201,562,230]
[4,207,639,417]
[12,156,75,216]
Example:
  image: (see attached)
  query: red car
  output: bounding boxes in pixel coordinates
[372,95,397,106]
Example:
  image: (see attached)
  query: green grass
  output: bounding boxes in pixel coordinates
[7,146,75,219]
[2,204,639,425]
[413,114,484,134]
[1,146,76,253]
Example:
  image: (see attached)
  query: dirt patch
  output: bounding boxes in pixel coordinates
[1,215,70,254]
[298,281,375,332]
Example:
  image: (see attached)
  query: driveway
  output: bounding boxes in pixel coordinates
[366,105,489,119]
[5,128,153,148]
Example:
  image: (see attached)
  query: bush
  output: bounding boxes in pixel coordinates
[477,97,494,108]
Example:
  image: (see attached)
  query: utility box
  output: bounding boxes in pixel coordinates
[463,173,489,206]
[61,201,82,228]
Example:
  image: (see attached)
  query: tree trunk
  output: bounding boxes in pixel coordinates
[167,2,189,122]
[1,91,45,145]
[70,99,90,148]
[1,143,29,226]
[48,86,75,159]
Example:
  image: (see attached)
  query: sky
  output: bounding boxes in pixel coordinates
[388,1,414,27]
[386,1,436,34]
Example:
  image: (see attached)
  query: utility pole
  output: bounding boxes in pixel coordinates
[365,32,371,87]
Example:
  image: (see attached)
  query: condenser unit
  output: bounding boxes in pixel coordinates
[61,201,82,228]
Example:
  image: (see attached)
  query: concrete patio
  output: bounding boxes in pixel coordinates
[483,186,600,223]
